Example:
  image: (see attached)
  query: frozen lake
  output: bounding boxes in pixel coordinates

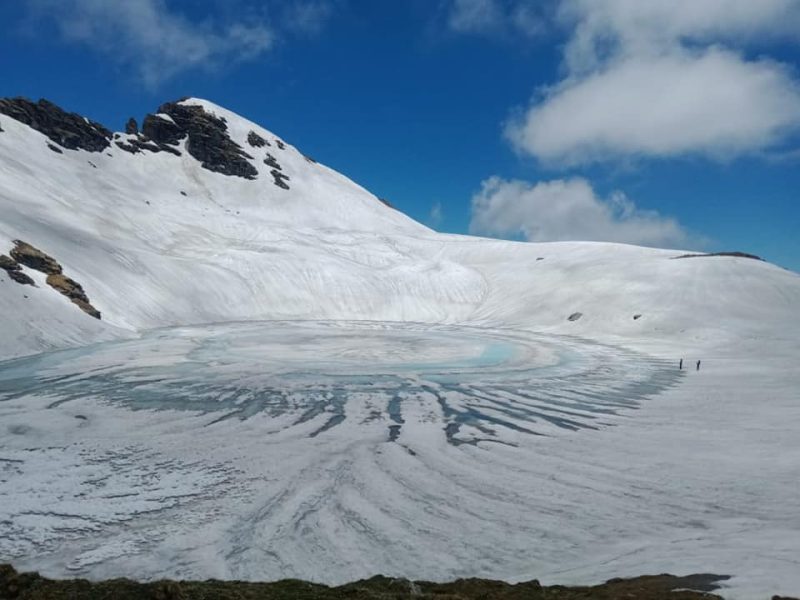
[1,321,797,599]
[0,321,679,444]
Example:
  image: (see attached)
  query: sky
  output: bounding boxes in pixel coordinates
[1,0,799,271]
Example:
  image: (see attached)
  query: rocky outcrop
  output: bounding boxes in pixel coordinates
[0,254,35,286]
[141,112,184,146]
[567,312,583,321]
[271,169,290,190]
[0,97,111,152]
[263,153,281,170]
[46,273,101,319]
[10,240,62,274]
[248,130,269,147]
[143,101,258,180]
[7,241,100,318]
[125,117,138,135]
[115,136,182,156]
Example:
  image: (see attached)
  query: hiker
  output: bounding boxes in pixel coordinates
[679,358,683,370]
[696,359,701,371]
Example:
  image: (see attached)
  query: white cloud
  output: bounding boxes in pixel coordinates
[507,48,800,165]
[26,0,275,88]
[507,0,800,165]
[446,0,544,38]
[469,177,692,248]
[429,201,444,227]
[283,1,335,36]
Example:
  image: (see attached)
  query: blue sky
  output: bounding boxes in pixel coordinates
[1,0,799,270]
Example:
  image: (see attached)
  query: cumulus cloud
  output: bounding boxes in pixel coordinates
[469,177,692,248]
[25,0,276,88]
[508,49,800,165]
[507,0,800,165]
[446,0,544,38]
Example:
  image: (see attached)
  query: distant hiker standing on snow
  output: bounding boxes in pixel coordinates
[679,359,683,370]
[696,360,701,371]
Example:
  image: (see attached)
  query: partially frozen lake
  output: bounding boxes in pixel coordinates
[0,321,679,444]
[1,322,797,598]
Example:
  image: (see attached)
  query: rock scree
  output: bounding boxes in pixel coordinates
[0,97,111,152]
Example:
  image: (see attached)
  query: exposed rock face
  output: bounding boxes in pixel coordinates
[271,169,290,190]
[0,254,35,286]
[10,240,62,274]
[143,101,258,180]
[567,312,583,322]
[7,270,35,286]
[0,255,19,271]
[263,153,281,170]
[7,241,100,318]
[115,137,182,156]
[141,112,184,146]
[46,273,101,319]
[247,130,269,147]
[125,117,139,135]
[0,97,111,152]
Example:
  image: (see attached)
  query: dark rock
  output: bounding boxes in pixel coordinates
[271,169,290,190]
[115,140,140,154]
[673,251,764,261]
[247,130,268,147]
[304,154,317,163]
[144,101,257,179]
[10,240,62,274]
[567,312,583,322]
[47,143,63,154]
[633,314,642,320]
[180,191,187,197]
[275,139,286,150]
[125,117,138,135]
[141,112,184,146]
[116,137,181,157]
[378,197,393,209]
[0,97,111,152]
[536,257,545,261]
[0,255,20,271]
[263,153,281,170]
[8,270,35,286]
[46,273,101,319]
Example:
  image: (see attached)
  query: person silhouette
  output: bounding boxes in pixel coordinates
[679,358,683,370]
[696,360,701,371]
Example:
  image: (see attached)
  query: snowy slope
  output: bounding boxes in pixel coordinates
[1,97,798,360]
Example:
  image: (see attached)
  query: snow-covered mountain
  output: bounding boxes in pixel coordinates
[1,96,798,360]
